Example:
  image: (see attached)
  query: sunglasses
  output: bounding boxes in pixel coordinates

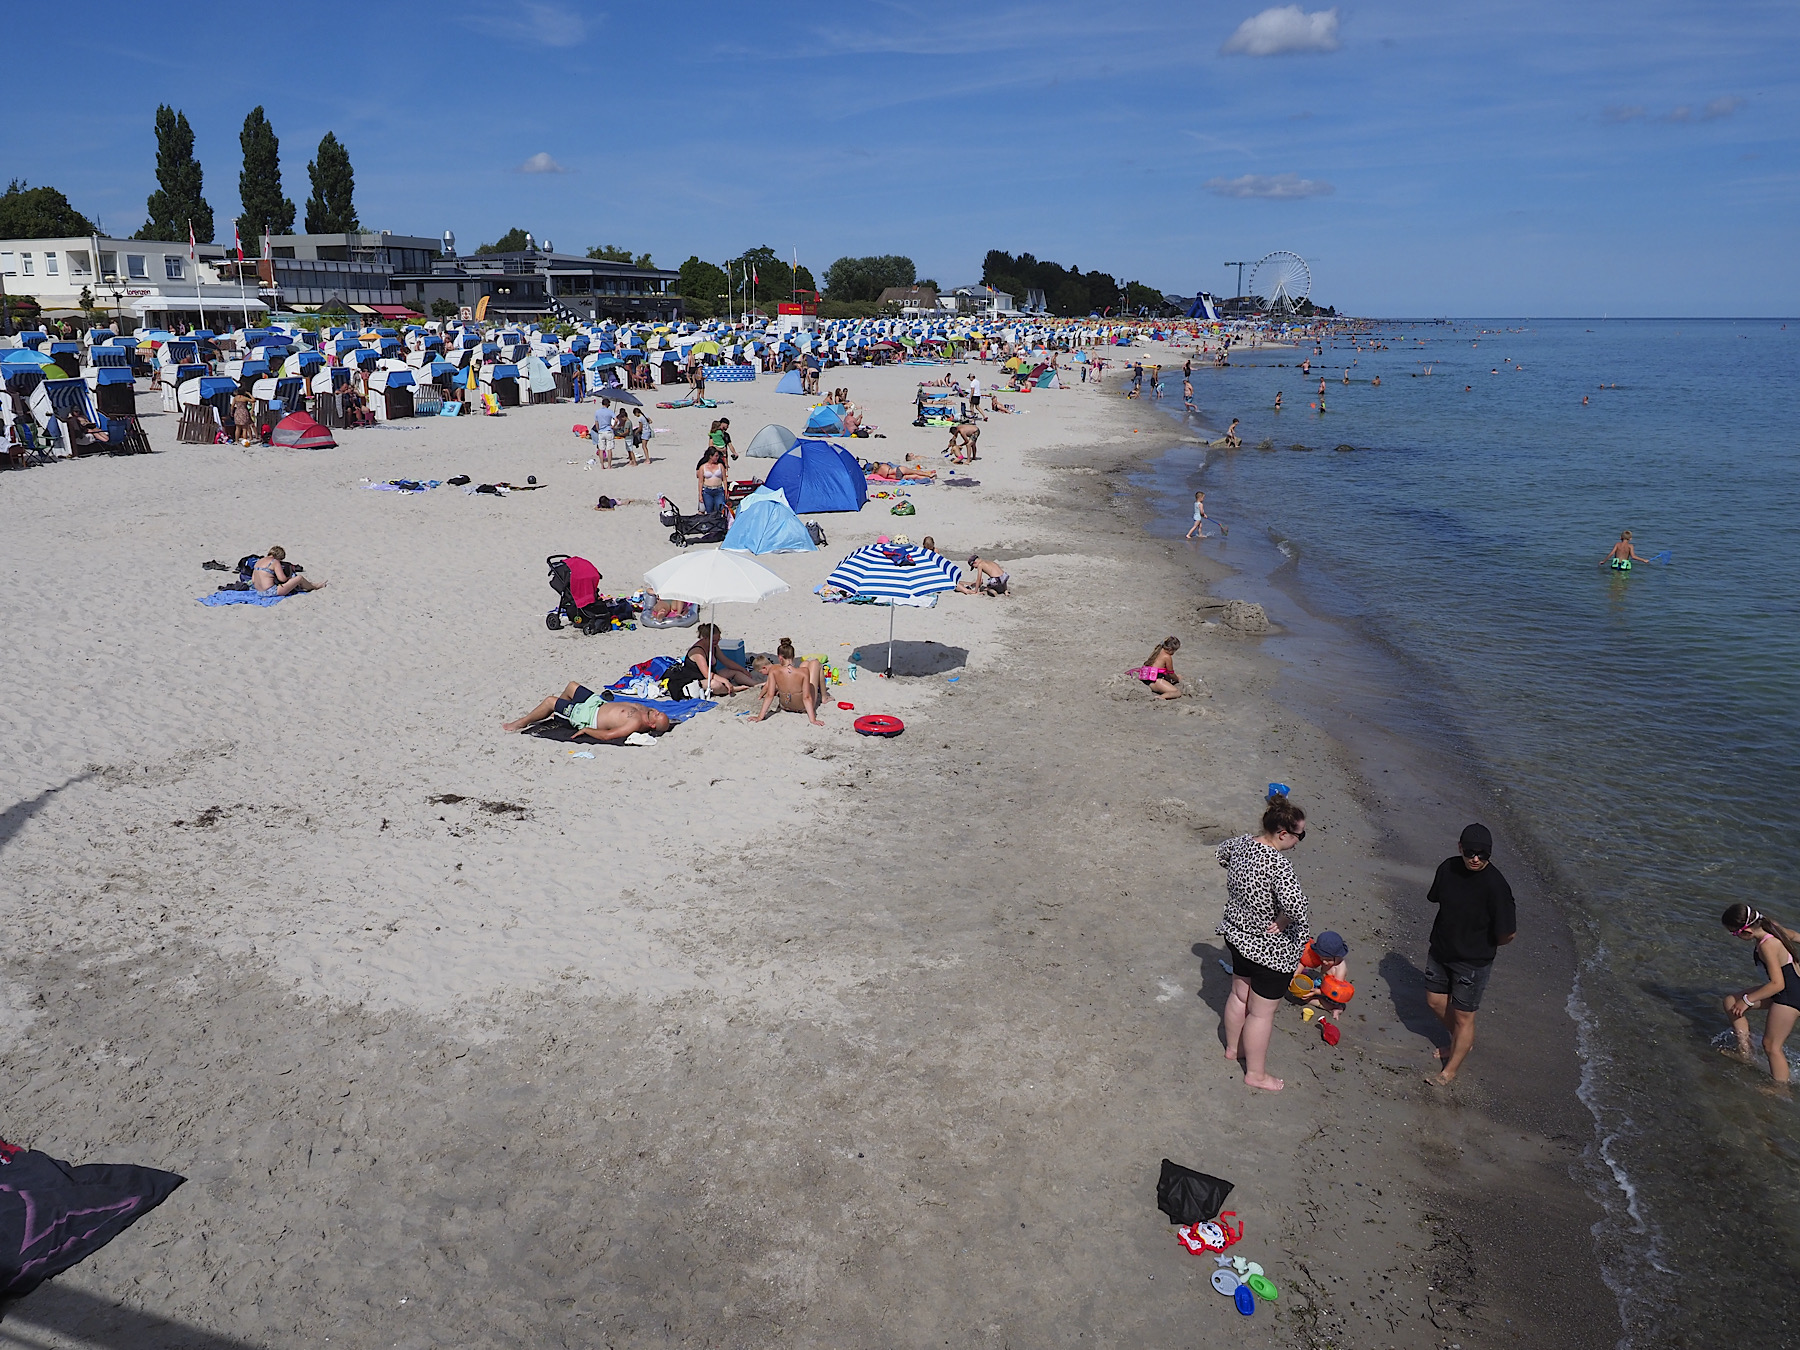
[1289,828,1307,842]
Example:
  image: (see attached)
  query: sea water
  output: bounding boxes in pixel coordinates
[1136,318,1799,1341]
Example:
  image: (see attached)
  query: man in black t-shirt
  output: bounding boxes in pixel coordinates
[1424,823,1517,1085]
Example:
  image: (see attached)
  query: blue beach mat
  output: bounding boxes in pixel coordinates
[197,590,286,607]
[607,656,717,723]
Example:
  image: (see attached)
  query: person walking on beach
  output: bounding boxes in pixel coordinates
[1423,824,1516,1086]
[1186,491,1211,540]
[1182,377,1197,412]
[1719,904,1800,1084]
[1215,791,1313,1092]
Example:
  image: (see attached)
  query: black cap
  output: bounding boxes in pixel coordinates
[1459,823,1493,859]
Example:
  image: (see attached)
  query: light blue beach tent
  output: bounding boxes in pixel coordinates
[722,486,817,554]
[804,402,848,434]
[776,368,805,394]
[745,423,798,458]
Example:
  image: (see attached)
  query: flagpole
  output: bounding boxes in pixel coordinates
[236,225,251,331]
[189,221,207,338]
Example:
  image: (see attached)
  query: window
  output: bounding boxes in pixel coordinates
[45,253,59,276]
[127,254,147,279]
[21,253,33,276]
[165,256,184,280]
[99,251,117,280]
[0,252,12,275]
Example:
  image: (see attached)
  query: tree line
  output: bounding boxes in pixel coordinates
[981,250,1164,317]
[0,107,357,248]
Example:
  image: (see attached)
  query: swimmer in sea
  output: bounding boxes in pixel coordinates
[1371,375,1381,386]
[1603,530,1653,571]
[1273,391,1283,410]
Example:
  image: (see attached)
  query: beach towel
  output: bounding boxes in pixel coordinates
[0,1137,185,1300]
[606,656,718,722]
[197,590,286,607]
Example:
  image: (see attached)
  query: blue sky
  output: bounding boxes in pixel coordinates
[11,1,1796,315]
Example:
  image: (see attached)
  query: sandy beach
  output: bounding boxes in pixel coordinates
[0,353,1612,1347]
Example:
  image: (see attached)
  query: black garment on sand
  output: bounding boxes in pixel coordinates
[1427,856,1517,965]
[1155,1159,1233,1225]
[0,1141,184,1301]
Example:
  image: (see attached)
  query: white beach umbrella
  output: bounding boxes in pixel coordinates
[643,549,790,685]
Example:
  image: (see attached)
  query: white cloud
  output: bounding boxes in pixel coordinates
[1205,173,1334,200]
[517,152,567,174]
[1701,96,1744,120]
[1603,104,1646,123]
[462,1,587,49]
[1221,6,1340,57]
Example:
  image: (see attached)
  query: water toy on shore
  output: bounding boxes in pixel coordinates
[853,714,904,738]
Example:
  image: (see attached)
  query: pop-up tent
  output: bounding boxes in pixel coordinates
[269,411,337,448]
[722,485,817,554]
[765,438,867,513]
[776,368,806,394]
[804,403,848,434]
[745,423,798,458]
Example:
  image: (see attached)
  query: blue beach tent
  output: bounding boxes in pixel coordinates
[764,438,867,513]
[804,402,848,434]
[776,368,806,394]
[722,486,817,554]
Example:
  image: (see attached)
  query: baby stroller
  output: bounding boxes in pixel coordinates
[545,554,634,634]
[658,496,729,548]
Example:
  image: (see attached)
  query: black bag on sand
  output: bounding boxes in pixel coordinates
[0,1140,185,1301]
[807,521,828,547]
[1156,1158,1233,1225]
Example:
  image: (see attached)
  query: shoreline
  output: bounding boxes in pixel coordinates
[0,352,1610,1346]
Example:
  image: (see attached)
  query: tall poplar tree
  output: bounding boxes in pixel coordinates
[304,133,358,234]
[137,105,213,242]
[236,107,294,251]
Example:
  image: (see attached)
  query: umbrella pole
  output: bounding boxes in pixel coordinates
[886,604,895,678]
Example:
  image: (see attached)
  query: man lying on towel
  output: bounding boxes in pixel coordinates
[501,682,672,740]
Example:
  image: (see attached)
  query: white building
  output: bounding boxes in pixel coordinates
[0,235,268,331]
[949,285,1016,317]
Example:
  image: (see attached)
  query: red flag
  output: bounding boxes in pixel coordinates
[752,268,759,285]
[234,224,243,263]
[188,222,196,261]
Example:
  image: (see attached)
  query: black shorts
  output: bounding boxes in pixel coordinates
[1424,954,1494,1012]
[1226,944,1294,1001]
[553,685,598,718]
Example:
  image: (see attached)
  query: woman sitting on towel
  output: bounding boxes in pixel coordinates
[753,638,826,726]
[251,545,327,596]
[666,623,754,698]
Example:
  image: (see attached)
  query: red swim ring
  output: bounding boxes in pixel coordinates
[853,714,904,738]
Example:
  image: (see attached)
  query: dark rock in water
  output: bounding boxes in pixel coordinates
[1288,443,1312,452]
[1221,600,1271,634]
[1334,443,1356,452]
[1256,438,1275,451]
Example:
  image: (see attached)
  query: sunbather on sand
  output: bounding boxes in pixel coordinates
[501,682,672,740]
[753,639,826,726]
[251,546,326,595]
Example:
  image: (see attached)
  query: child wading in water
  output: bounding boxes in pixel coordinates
[1186,490,1227,540]
[1720,904,1800,1084]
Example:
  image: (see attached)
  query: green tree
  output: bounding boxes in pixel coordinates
[430,298,459,319]
[0,180,96,237]
[476,227,532,254]
[138,106,212,242]
[634,252,655,270]
[303,133,358,234]
[587,244,633,262]
[822,255,914,302]
[677,255,729,304]
[236,107,294,252]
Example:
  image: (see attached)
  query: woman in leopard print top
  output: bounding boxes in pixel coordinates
[1213,792,1313,1092]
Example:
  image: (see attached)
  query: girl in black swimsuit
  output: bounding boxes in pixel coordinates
[1721,903,1800,1084]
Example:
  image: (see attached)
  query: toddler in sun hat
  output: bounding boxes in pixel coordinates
[1288,930,1355,1020]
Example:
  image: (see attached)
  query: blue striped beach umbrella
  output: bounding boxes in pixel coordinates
[825,543,961,676]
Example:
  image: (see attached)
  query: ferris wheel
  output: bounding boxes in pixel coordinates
[1249,251,1311,314]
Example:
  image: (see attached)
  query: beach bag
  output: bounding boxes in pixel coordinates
[806,521,828,547]
[1156,1159,1234,1225]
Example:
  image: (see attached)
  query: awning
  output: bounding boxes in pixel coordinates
[290,303,321,312]
[370,305,414,319]
[349,304,377,315]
